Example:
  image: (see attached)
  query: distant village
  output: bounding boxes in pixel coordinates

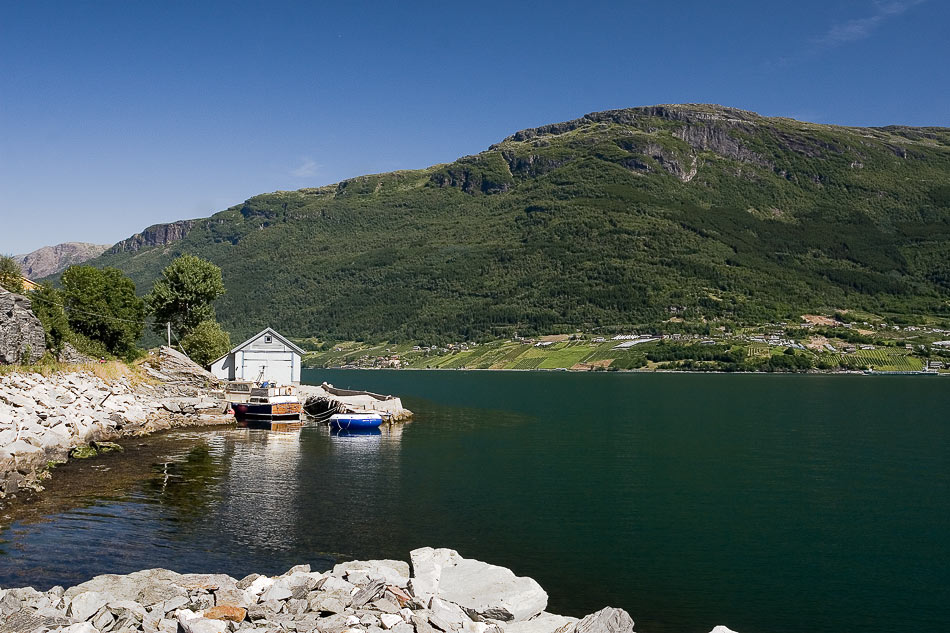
[304,314,950,374]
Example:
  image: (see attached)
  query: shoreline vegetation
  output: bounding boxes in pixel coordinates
[0,347,229,507]
[300,314,950,375]
[0,547,738,633]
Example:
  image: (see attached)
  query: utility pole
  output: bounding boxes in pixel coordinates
[167,322,171,347]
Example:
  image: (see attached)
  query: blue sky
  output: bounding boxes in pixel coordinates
[1,0,947,255]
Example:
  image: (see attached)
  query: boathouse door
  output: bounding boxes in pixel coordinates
[241,351,294,384]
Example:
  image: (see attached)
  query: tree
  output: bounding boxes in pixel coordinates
[30,282,71,357]
[180,319,232,367]
[146,255,226,339]
[61,265,145,359]
[0,255,24,293]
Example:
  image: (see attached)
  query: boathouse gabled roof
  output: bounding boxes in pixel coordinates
[216,327,306,361]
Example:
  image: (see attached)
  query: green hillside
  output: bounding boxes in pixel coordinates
[86,104,950,343]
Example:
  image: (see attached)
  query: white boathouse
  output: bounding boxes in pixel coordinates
[210,327,305,385]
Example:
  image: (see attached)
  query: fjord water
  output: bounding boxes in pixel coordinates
[1,372,948,633]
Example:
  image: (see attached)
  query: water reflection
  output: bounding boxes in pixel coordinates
[0,419,408,590]
[212,428,304,551]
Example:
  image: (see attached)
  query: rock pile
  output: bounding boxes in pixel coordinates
[0,548,744,633]
[0,289,46,365]
[0,348,229,498]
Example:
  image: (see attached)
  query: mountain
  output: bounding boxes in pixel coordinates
[81,104,950,343]
[16,242,110,279]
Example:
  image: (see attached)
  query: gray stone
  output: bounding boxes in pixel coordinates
[69,591,109,621]
[412,613,439,633]
[428,598,472,632]
[247,599,282,620]
[504,614,579,633]
[361,613,382,627]
[410,548,547,622]
[369,597,400,613]
[177,609,228,633]
[334,560,411,588]
[380,613,404,629]
[574,608,634,633]
[92,606,115,631]
[309,589,352,615]
[235,574,260,591]
[0,289,45,365]
[351,578,386,608]
[260,580,292,602]
[161,595,190,614]
[54,623,100,633]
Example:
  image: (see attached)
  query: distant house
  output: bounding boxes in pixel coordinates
[210,327,304,385]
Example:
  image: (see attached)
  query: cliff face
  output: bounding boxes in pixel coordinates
[15,242,110,279]
[110,220,195,253]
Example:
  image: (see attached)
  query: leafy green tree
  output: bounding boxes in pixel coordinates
[180,319,231,366]
[61,265,145,359]
[0,255,24,293]
[30,282,71,357]
[146,255,226,339]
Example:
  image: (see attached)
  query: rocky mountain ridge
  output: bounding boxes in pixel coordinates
[78,104,950,341]
[108,220,196,254]
[14,243,110,279]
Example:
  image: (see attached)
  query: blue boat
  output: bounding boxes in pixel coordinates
[328,412,383,430]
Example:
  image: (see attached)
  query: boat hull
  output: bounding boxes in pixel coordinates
[232,401,302,422]
[328,413,383,430]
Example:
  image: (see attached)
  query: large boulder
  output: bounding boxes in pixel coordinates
[574,608,635,633]
[504,613,578,633]
[410,548,548,622]
[0,289,45,365]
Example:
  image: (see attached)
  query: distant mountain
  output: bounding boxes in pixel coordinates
[81,104,950,342]
[16,242,110,279]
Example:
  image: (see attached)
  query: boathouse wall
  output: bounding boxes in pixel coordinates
[209,327,304,385]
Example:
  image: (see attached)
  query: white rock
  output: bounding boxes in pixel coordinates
[176,609,227,633]
[6,439,43,457]
[411,548,548,622]
[347,615,362,626]
[54,623,100,633]
[260,579,292,601]
[335,560,411,588]
[409,547,460,605]
[428,597,472,631]
[709,627,740,633]
[504,613,579,633]
[381,613,404,629]
[574,608,634,633]
[69,591,109,621]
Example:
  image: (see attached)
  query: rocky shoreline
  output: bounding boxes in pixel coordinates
[0,347,230,500]
[0,548,738,633]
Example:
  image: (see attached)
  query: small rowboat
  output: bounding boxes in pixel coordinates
[328,412,383,430]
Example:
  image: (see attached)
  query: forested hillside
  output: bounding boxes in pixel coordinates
[84,104,950,342]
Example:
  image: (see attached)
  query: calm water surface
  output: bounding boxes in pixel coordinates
[1,371,948,633]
